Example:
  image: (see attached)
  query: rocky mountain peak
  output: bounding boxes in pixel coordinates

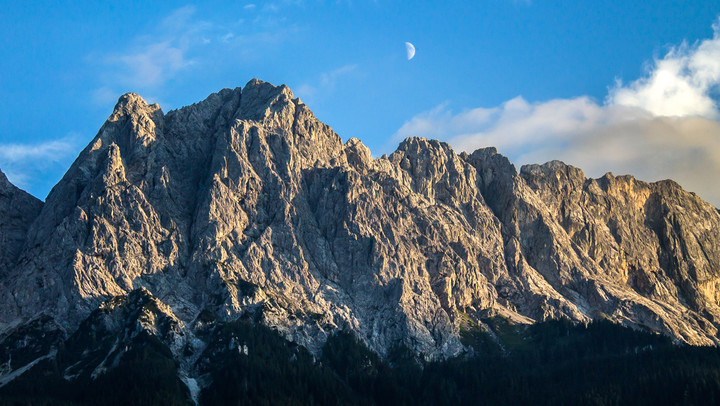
[466,147,518,195]
[238,78,295,121]
[343,137,372,172]
[112,92,161,116]
[520,160,587,200]
[1,79,720,377]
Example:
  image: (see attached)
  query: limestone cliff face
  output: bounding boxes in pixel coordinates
[520,161,720,343]
[1,79,719,367]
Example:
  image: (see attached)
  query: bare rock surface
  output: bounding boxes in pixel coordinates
[1,79,719,377]
[0,170,42,270]
[520,161,720,343]
[0,170,43,333]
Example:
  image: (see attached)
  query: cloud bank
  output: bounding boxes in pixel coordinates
[395,18,720,206]
[608,19,720,118]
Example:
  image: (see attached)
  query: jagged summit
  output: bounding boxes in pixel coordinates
[113,92,156,109]
[0,80,719,388]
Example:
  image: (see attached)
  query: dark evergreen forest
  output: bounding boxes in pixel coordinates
[2,318,720,405]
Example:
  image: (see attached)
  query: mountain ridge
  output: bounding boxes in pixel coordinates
[1,79,719,390]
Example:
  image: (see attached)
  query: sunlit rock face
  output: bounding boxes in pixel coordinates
[1,79,720,369]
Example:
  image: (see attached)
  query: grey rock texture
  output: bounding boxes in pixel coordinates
[520,161,720,343]
[0,170,43,333]
[0,79,719,370]
[0,170,42,270]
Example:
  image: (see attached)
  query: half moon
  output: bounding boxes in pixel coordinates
[405,42,416,60]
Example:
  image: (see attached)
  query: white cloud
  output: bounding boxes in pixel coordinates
[394,18,720,206]
[608,19,720,118]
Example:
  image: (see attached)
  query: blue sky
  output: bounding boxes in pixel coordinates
[1,1,720,204]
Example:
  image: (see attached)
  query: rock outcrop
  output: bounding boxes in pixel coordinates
[0,79,719,381]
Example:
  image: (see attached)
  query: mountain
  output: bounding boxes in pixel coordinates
[0,170,43,274]
[1,79,719,400]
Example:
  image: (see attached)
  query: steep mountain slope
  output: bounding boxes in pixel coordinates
[0,170,42,272]
[0,170,43,335]
[520,161,720,341]
[0,79,719,389]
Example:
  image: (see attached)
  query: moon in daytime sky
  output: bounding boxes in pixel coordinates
[405,42,415,60]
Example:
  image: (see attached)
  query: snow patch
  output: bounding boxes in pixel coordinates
[91,339,120,379]
[180,375,201,405]
[0,350,56,388]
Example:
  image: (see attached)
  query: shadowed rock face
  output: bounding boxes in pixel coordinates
[0,79,719,363]
[0,171,44,334]
[0,170,43,271]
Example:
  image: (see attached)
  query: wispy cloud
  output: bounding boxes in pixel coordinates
[295,64,359,103]
[90,4,301,109]
[394,18,720,206]
[0,133,85,198]
[91,86,120,107]
[0,135,80,164]
[110,41,193,88]
[262,3,280,12]
[91,6,205,104]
